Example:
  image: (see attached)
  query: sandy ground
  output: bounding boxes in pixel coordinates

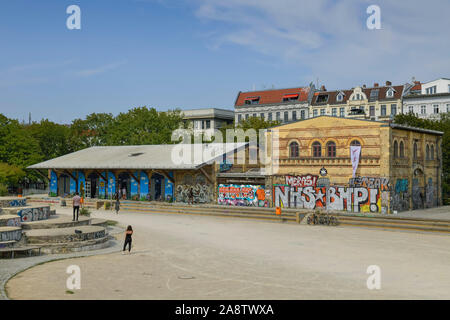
[6,207,450,300]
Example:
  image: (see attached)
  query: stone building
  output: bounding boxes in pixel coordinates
[234,85,315,124]
[264,116,443,214]
[310,81,412,120]
[181,108,234,134]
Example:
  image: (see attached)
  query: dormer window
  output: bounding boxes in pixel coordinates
[245,97,260,105]
[386,88,395,98]
[316,94,329,103]
[283,94,299,102]
[336,93,344,102]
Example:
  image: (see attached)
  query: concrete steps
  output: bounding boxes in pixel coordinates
[0,197,27,208]
[1,205,51,222]
[21,215,91,230]
[24,225,107,244]
[0,226,22,243]
[36,236,111,254]
[0,215,21,227]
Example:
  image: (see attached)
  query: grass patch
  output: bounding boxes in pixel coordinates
[65,290,74,294]
[106,220,118,226]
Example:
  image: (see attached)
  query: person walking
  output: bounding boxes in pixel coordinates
[72,192,81,221]
[115,197,120,214]
[123,225,133,254]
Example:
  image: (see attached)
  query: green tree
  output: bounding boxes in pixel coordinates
[28,119,73,160]
[0,163,26,187]
[69,112,115,150]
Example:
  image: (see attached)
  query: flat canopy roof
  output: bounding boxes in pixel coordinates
[28,143,248,170]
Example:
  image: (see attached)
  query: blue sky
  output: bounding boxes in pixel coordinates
[1,0,449,123]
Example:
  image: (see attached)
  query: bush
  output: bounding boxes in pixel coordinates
[0,183,8,196]
[80,207,91,216]
[104,202,111,210]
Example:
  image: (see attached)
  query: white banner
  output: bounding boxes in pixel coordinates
[350,146,361,178]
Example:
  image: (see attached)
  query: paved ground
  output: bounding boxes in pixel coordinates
[5,206,450,300]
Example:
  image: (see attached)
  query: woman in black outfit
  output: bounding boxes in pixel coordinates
[123,225,133,254]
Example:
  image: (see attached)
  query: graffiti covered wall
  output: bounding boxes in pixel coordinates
[175,173,213,203]
[218,184,265,206]
[273,175,390,213]
[16,206,51,222]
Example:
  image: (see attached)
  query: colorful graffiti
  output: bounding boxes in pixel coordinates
[392,179,409,212]
[50,171,58,196]
[274,185,386,213]
[348,176,390,191]
[16,206,51,222]
[176,174,212,203]
[218,184,265,206]
[0,216,21,227]
[164,173,174,201]
[141,172,150,200]
[426,178,435,208]
[284,175,318,187]
[7,198,27,207]
[0,229,22,242]
[108,171,116,197]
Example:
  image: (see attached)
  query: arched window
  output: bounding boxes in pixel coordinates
[327,141,336,157]
[430,145,434,160]
[426,144,430,160]
[289,142,299,158]
[394,140,398,158]
[312,141,322,157]
[399,141,404,158]
[350,140,361,156]
[413,142,418,159]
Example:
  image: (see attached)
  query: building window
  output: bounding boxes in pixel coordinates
[340,107,345,117]
[205,120,211,129]
[316,95,329,103]
[327,141,336,157]
[421,105,426,114]
[245,114,249,120]
[320,109,325,115]
[350,140,361,156]
[426,86,437,94]
[245,97,260,105]
[284,111,289,122]
[337,93,343,102]
[283,94,299,102]
[430,145,434,160]
[400,141,405,158]
[312,142,322,157]
[391,104,397,116]
[238,114,242,123]
[394,140,398,158]
[381,105,386,116]
[413,142,418,159]
[370,106,375,117]
[313,109,318,117]
[434,105,439,114]
[386,89,394,98]
[292,111,297,121]
[260,113,265,120]
[268,113,272,121]
[332,108,337,117]
[408,106,414,114]
[289,142,299,158]
[276,112,281,121]
[252,113,257,118]
[426,144,430,160]
[447,104,450,113]
[300,110,305,119]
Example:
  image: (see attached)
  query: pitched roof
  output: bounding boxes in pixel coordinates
[27,143,248,170]
[235,87,310,107]
[311,85,404,106]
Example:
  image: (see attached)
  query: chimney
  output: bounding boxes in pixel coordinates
[386,80,392,86]
[320,85,326,91]
[362,84,366,88]
[374,83,379,87]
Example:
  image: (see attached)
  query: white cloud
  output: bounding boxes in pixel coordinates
[193,0,450,88]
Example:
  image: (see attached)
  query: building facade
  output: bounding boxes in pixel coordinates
[402,78,450,120]
[264,116,443,214]
[234,85,315,125]
[182,108,234,134]
[310,81,411,121]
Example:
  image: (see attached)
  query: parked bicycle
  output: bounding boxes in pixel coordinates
[307,212,339,226]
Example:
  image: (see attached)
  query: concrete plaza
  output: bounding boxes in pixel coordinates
[5,207,450,299]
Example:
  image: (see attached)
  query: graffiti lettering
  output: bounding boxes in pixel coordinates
[348,177,390,191]
[285,175,318,188]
